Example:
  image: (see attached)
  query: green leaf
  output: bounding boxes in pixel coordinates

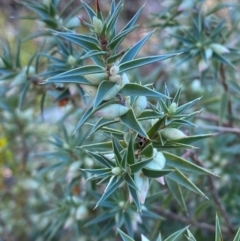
[215,214,222,241]
[46,65,105,84]
[212,52,235,68]
[175,97,201,114]
[119,83,168,99]
[85,211,117,227]
[219,92,228,125]
[88,118,118,136]
[119,53,179,73]
[164,226,189,241]
[172,86,182,105]
[106,0,123,34]
[138,110,164,120]
[128,184,141,212]
[119,31,154,64]
[112,135,122,166]
[120,108,148,138]
[80,140,127,152]
[126,133,135,165]
[142,168,173,178]
[166,178,187,212]
[166,133,217,145]
[129,157,153,174]
[81,0,96,21]
[82,168,112,175]
[147,117,165,139]
[233,228,240,241]
[228,80,240,95]
[107,26,137,50]
[50,30,101,50]
[93,81,117,108]
[140,143,154,158]
[18,82,30,109]
[73,106,93,133]
[118,229,135,241]
[87,151,115,168]
[124,173,138,190]
[167,169,208,199]
[186,229,197,241]
[121,3,144,33]
[163,151,215,176]
[95,176,124,208]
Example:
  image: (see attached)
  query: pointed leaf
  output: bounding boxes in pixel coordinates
[126,133,135,165]
[119,83,168,99]
[167,169,208,199]
[93,81,117,108]
[233,228,240,241]
[120,108,148,138]
[166,178,187,212]
[119,53,179,73]
[95,176,124,208]
[147,117,165,139]
[142,168,173,178]
[118,229,135,241]
[119,31,154,64]
[87,151,115,168]
[129,157,154,174]
[215,214,222,241]
[81,0,96,20]
[46,65,105,84]
[163,151,215,176]
[166,133,216,145]
[164,226,189,241]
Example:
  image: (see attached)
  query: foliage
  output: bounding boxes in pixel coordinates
[0,0,240,240]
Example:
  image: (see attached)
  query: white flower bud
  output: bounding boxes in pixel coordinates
[146,151,166,170]
[210,43,230,55]
[66,161,81,183]
[168,102,177,114]
[67,55,77,66]
[109,65,119,76]
[205,48,213,59]
[133,96,147,117]
[160,128,186,140]
[65,16,81,29]
[84,157,94,167]
[96,104,129,119]
[111,167,121,175]
[63,216,74,229]
[92,16,104,34]
[134,170,149,204]
[103,84,120,100]
[84,73,108,85]
[80,84,98,97]
[120,73,130,86]
[75,205,88,220]
[109,74,121,83]
[198,59,209,72]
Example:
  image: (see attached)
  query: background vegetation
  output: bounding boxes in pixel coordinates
[0,0,240,241]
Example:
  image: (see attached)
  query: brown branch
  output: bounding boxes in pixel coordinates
[154,207,229,234]
[219,64,233,127]
[187,150,235,235]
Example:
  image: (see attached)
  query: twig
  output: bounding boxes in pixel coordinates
[154,207,228,234]
[197,124,240,134]
[219,64,233,127]
[187,150,235,235]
